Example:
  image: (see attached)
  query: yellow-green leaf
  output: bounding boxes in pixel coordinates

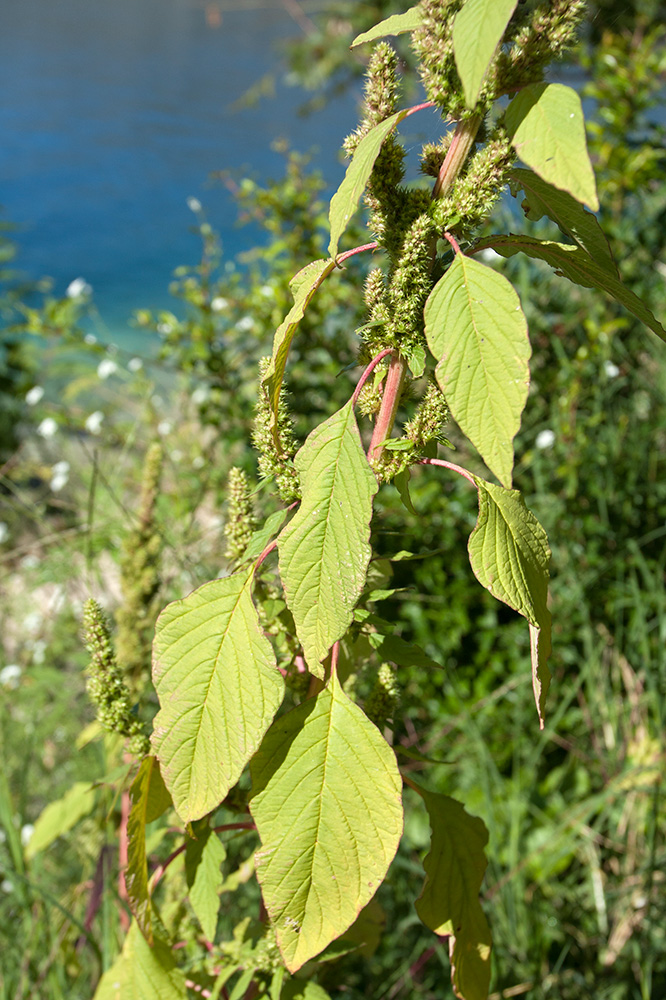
[126,756,172,942]
[414,787,491,1000]
[25,781,96,860]
[453,0,517,108]
[93,921,186,1000]
[152,569,284,823]
[425,253,530,488]
[278,401,378,675]
[250,670,403,972]
[185,820,226,941]
[351,7,423,48]
[506,83,599,211]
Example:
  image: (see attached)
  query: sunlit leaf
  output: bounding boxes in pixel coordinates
[351,6,422,47]
[185,820,226,940]
[126,756,172,942]
[414,786,491,1000]
[25,781,96,860]
[250,670,403,972]
[425,253,530,487]
[478,233,666,342]
[93,921,186,1000]
[278,401,378,675]
[506,83,599,210]
[510,168,616,273]
[453,0,517,108]
[152,569,284,823]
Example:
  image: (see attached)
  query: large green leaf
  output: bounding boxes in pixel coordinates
[185,820,227,941]
[328,105,426,258]
[278,401,378,675]
[510,168,616,274]
[93,921,186,1000]
[424,253,530,488]
[414,787,491,1000]
[263,258,336,432]
[453,0,517,108]
[25,781,96,860]
[468,477,551,726]
[152,569,284,823]
[126,756,172,942]
[478,234,666,342]
[250,670,403,972]
[505,83,599,211]
[351,6,422,47]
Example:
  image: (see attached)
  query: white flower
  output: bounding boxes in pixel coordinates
[50,460,70,492]
[25,386,44,406]
[128,357,143,372]
[187,196,202,213]
[191,385,209,406]
[84,333,97,345]
[23,611,42,633]
[604,360,620,379]
[157,321,174,335]
[20,824,34,847]
[0,664,21,689]
[157,420,172,436]
[97,359,118,380]
[535,429,556,450]
[30,641,46,665]
[21,554,39,570]
[171,450,183,463]
[0,522,8,544]
[192,455,205,470]
[1,879,13,894]
[479,248,502,264]
[211,296,229,312]
[85,411,104,435]
[66,277,92,299]
[260,284,273,298]
[236,316,255,333]
[37,417,58,439]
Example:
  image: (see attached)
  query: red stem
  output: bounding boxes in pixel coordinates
[351,348,395,408]
[368,354,408,462]
[336,241,378,266]
[442,231,462,256]
[419,456,477,487]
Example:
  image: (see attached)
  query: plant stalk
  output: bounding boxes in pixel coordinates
[368,353,408,464]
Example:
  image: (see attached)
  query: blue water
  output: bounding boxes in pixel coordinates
[0,0,363,343]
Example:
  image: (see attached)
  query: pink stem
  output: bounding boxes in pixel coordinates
[336,241,378,265]
[254,499,298,569]
[351,348,395,408]
[442,231,462,256]
[330,640,340,679]
[368,354,408,462]
[419,456,477,487]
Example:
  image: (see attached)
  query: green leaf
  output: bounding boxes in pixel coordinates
[93,921,186,1000]
[185,821,227,940]
[250,670,403,972]
[242,508,290,563]
[278,401,378,676]
[394,468,417,515]
[453,0,517,108]
[152,569,285,823]
[505,83,599,211]
[25,781,96,860]
[329,105,427,259]
[126,757,172,942]
[424,253,530,487]
[263,259,336,431]
[367,633,443,672]
[280,981,332,1000]
[510,168,616,273]
[414,787,492,1000]
[351,7,422,48]
[478,234,666,343]
[468,477,551,726]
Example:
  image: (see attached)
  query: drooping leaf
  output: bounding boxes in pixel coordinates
[278,401,378,675]
[263,258,336,432]
[478,234,666,342]
[393,468,417,515]
[242,508,289,563]
[505,83,599,210]
[25,781,96,860]
[250,670,403,972]
[452,0,517,108]
[468,476,551,726]
[126,756,172,942]
[414,786,492,1000]
[93,921,186,1000]
[424,253,530,487]
[510,168,616,273]
[152,569,284,823]
[367,632,443,672]
[351,6,422,48]
[185,820,227,941]
[328,104,430,259]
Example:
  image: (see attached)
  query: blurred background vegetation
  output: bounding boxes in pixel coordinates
[1,2,665,998]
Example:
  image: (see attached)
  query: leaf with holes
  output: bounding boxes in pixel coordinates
[351,6,422,47]
[425,253,530,487]
[506,83,598,210]
[278,400,378,675]
[414,786,491,1000]
[468,476,551,726]
[478,234,666,342]
[250,669,403,972]
[126,756,172,942]
[453,0,517,108]
[151,569,284,823]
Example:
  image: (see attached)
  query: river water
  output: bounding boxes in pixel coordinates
[0,0,361,342]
